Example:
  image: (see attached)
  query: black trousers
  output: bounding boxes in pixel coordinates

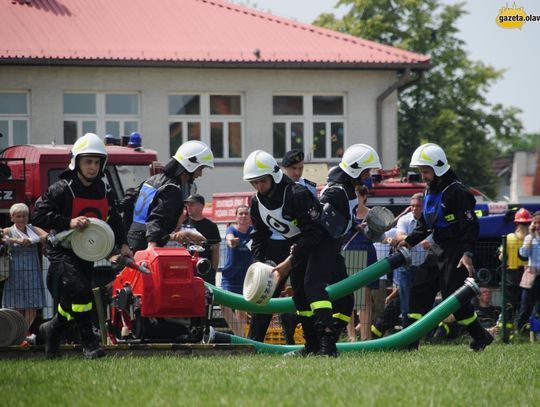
[46,252,95,345]
[127,227,147,253]
[407,243,476,325]
[290,235,354,333]
[247,239,298,343]
[505,267,525,322]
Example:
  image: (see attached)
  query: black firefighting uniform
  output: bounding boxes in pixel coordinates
[125,172,185,252]
[404,169,488,341]
[248,178,317,344]
[32,170,127,347]
[250,175,353,344]
[318,179,358,334]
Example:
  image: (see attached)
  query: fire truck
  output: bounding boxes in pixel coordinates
[0,142,161,314]
[0,143,160,226]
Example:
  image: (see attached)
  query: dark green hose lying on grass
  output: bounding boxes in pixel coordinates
[206,248,411,314]
[211,278,480,353]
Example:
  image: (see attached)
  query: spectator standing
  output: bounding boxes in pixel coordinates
[394,193,432,325]
[2,203,48,341]
[183,194,221,286]
[341,185,378,341]
[248,149,316,344]
[498,208,531,329]
[32,133,133,359]
[517,211,540,332]
[125,140,213,252]
[398,143,493,351]
[220,205,253,336]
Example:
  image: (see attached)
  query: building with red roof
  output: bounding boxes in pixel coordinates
[0,0,430,195]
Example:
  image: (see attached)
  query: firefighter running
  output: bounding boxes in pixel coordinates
[32,133,133,359]
[124,140,214,252]
[398,143,494,351]
[244,149,355,357]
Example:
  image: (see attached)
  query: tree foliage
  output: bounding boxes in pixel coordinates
[314,0,529,198]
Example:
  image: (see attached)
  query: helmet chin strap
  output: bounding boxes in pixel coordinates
[180,171,195,200]
[76,167,99,184]
[263,179,278,198]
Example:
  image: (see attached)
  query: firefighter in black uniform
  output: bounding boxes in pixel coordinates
[245,149,359,356]
[398,143,494,351]
[247,149,318,344]
[125,140,214,252]
[321,144,384,339]
[33,133,133,359]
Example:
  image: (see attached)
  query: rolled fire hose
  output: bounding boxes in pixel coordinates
[48,219,115,262]
[216,278,481,353]
[205,247,411,314]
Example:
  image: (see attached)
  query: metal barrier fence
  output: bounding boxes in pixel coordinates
[0,236,537,344]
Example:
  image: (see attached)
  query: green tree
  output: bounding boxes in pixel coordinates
[314,0,525,198]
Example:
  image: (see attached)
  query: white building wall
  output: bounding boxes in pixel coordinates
[1,65,399,198]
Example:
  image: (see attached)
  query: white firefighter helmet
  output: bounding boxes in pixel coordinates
[243,150,283,183]
[410,143,450,177]
[173,140,215,173]
[339,144,382,179]
[69,133,108,171]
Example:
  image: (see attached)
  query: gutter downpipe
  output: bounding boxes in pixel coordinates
[375,68,424,162]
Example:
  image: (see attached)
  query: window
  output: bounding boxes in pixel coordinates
[0,92,29,148]
[63,92,140,143]
[272,94,345,160]
[168,94,243,160]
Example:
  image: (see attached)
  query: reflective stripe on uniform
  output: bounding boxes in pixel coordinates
[408,313,423,321]
[297,310,314,317]
[438,321,450,335]
[444,213,455,222]
[310,300,332,311]
[72,302,93,313]
[332,313,351,323]
[371,325,383,338]
[58,304,74,321]
[457,313,477,326]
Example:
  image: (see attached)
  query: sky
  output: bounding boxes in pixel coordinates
[232,0,540,134]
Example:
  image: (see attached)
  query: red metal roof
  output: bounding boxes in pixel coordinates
[0,0,430,69]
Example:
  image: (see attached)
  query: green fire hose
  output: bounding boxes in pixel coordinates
[217,278,481,353]
[205,248,411,314]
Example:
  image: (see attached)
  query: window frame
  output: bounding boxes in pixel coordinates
[272,93,346,162]
[63,91,140,143]
[168,93,244,161]
[0,91,30,146]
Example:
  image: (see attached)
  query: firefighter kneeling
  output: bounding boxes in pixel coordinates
[32,133,133,359]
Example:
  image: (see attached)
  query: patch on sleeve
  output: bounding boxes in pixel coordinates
[464,210,474,221]
[308,205,320,221]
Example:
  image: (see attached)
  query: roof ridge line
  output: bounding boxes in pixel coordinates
[201,0,428,62]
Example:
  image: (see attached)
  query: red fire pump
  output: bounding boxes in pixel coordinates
[108,246,213,343]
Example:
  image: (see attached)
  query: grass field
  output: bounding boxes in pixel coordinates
[2,343,539,407]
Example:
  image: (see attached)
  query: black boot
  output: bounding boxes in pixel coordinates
[284,334,319,357]
[316,329,337,357]
[284,316,318,357]
[79,325,106,359]
[467,320,494,352]
[39,315,64,359]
